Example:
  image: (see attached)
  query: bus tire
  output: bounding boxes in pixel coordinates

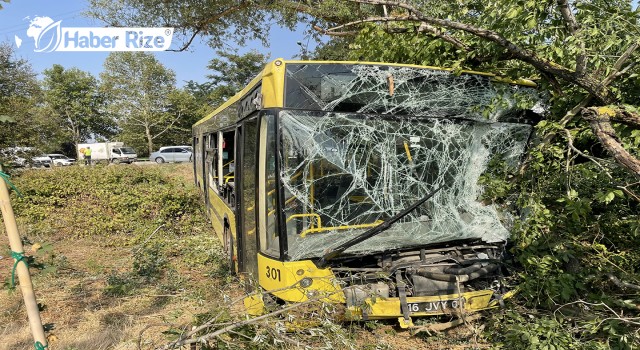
[224,225,236,275]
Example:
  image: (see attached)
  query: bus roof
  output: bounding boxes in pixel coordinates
[194,59,537,127]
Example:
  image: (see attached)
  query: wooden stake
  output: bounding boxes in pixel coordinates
[0,165,48,349]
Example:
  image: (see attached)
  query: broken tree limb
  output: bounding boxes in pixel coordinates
[412,313,483,334]
[0,165,48,349]
[607,273,640,292]
[155,296,323,350]
[582,107,640,177]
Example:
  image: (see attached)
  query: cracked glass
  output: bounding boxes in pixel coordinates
[280,63,543,260]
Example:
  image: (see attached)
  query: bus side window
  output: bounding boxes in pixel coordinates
[206,133,218,192]
[222,130,236,205]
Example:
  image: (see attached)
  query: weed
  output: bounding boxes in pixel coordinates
[133,243,167,282]
[104,271,138,297]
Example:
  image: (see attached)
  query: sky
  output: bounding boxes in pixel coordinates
[0,0,318,86]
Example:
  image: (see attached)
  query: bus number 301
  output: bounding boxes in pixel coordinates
[265,266,281,282]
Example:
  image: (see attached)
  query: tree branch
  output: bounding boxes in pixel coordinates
[563,129,612,178]
[166,3,251,52]
[151,110,184,140]
[556,0,587,75]
[582,107,640,177]
[339,0,617,103]
[317,17,471,50]
[600,40,640,88]
[607,273,640,291]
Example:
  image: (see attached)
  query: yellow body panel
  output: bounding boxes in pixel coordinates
[256,254,344,303]
[260,60,285,108]
[203,184,237,272]
[206,189,234,235]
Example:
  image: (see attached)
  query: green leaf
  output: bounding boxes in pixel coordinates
[0,115,15,123]
[604,191,615,204]
[505,8,520,19]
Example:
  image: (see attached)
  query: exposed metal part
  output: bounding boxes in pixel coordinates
[334,244,505,298]
[396,271,411,323]
[344,282,390,307]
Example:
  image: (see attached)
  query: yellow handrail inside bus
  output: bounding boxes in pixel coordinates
[286,213,322,229]
[224,174,234,184]
[223,160,234,168]
[300,220,384,238]
[403,141,413,163]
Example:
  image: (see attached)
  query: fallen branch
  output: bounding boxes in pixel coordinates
[155,279,345,350]
[607,273,640,292]
[412,313,482,334]
[563,129,612,179]
[155,296,324,349]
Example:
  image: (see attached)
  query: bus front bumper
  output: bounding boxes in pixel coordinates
[344,289,510,327]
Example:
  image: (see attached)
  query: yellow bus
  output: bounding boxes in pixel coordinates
[192,59,542,326]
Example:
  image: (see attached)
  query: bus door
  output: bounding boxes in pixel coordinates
[236,116,260,284]
[258,113,281,259]
[201,133,207,194]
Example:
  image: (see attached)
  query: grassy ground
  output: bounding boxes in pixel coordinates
[0,164,483,350]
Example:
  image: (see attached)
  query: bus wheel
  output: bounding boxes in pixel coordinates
[224,225,236,275]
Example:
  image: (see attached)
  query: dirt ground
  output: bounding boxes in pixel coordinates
[0,163,487,350]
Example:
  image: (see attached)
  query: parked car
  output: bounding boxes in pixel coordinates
[32,155,53,168]
[150,146,193,163]
[48,154,76,166]
[0,147,30,167]
[159,145,192,152]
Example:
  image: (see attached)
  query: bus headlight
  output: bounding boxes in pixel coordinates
[300,277,313,288]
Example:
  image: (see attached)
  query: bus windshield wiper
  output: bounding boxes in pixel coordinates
[317,185,444,268]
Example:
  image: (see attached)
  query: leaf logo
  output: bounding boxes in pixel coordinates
[34,20,62,52]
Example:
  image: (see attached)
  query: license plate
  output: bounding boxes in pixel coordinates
[404,297,466,313]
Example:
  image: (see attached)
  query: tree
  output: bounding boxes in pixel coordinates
[0,43,43,150]
[309,37,355,61]
[42,65,113,157]
[204,50,270,107]
[100,52,179,155]
[86,0,296,52]
[153,88,202,147]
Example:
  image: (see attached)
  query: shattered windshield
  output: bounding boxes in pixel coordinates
[280,64,542,260]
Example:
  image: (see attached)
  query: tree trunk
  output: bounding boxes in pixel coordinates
[145,124,154,156]
[73,124,81,160]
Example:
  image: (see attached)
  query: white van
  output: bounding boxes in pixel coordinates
[77,142,138,164]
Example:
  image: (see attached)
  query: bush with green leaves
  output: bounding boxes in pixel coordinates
[480,122,640,348]
[9,165,206,239]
